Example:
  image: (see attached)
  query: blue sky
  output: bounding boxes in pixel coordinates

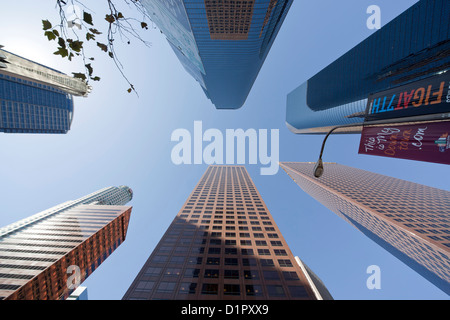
[0,0,448,300]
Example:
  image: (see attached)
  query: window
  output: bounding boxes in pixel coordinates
[257,249,271,256]
[278,259,293,267]
[267,285,285,297]
[163,268,181,277]
[184,268,200,278]
[204,269,220,278]
[224,284,241,296]
[246,285,263,297]
[157,282,176,293]
[201,284,219,295]
[262,270,279,280]
[242,258,257,266]
[283,271,299,281]
[206,257,220,265]
[135,281,155,292]
[244,270,259,280]
[225,258,238,266]
[224,270,239,279]
[208,247,221,255]
[144,267,162,276]
[289,286,309,298]
[179,282,197,295]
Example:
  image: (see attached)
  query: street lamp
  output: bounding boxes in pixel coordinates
[313,124,362,178]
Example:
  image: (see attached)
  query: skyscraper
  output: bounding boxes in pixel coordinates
[123,166,331,300]
[280,162,450,295]
[0,186,133,300]
[0,45,88,134]
[141,0,293,109]
[286,0,450,134]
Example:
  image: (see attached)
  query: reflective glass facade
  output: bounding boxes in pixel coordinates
[280,162,450,295]
[123,166,331,300]
[142,0,292,109]
[0,186,133,300]
[0,73,74,134]
[0,47,87,134]
[286,0,450,134]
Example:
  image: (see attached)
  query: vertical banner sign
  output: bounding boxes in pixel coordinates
[358,121,450,165]
[365,73,450,121]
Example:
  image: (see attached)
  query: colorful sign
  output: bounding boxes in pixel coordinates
[358,121,450,165]
[365,73,450,121]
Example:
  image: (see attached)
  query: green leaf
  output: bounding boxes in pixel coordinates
[89,28,102,35]
[69,40,83,52]
[85,63,93,76]
[72,72,87,81]
[105,14,115,24]
[83,11,93,25]
[86,32,95,41]
[91,76,101,81]
[52,29,60,37]
[44,31,56,41]
[42,20,52,30]
[53,47,69,58]
[108,51,114,59]
[97,42,108,52]
[58,37,66,49]
[127,88,132,93]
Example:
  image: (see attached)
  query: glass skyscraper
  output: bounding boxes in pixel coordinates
[141,0,293,109]
[0,45,88,134]
[0,186,133,300]
[286,0,450,134]
[123,166,332,300]
[280,162,450,295]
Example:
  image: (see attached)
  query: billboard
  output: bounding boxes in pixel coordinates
[358,121,450,165]
[365,73,450,122]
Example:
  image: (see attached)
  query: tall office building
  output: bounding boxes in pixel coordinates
[280,162,450,295]
[286,0,450,134]
[123,166,331,300]
[0,45,88,134]
[141,0,292,109]
[0,186,133,300]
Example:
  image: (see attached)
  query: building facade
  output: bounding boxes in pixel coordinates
[0,45,88,134]
[141,0,293,109]
[123,166,331,300]
[286,0,450,134]
[280,162,450,295]
[0,186,133,300]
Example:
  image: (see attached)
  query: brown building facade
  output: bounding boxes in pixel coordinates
[0,186,133,300]
[123,165,331,300]
[280,162,450,295]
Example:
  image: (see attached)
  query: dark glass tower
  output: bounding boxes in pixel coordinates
[141,0,293,109]
[0,186,133,300]
[123,166,332,300]
[286,0,450,134]
[280,162,450,295]
[0,46,88,134]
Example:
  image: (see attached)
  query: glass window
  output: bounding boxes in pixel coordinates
[246,285,263,297]
[157,281,176,293]
[289,286,309,298]
[201,283,219,295]
[267,285,285,297]
[224,284,240,296]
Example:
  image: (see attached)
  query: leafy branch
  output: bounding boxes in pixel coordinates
[43,0,152,94]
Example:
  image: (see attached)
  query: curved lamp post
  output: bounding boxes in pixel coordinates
[313,124,362,178]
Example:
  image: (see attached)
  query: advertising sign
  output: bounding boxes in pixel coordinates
[358,121,450,165]
[365,73,450,121]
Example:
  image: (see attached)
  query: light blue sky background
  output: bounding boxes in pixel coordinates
[1,0,448,300]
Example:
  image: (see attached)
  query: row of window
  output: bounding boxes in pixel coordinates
[133,281,308,298]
